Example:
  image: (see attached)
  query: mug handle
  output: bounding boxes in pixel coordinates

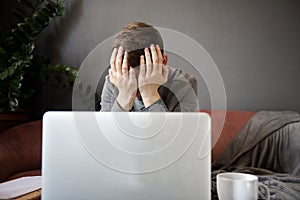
[258,183,270,200]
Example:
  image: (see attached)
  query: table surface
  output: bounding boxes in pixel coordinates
[13,189,41,200]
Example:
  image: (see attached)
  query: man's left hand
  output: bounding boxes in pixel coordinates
[138,44,169,108]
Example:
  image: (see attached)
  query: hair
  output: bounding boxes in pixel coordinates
[113,22,164,68]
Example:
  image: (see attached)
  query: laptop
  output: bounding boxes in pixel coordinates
[42,112,211,200]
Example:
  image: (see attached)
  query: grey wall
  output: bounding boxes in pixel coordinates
[3,0,300,113]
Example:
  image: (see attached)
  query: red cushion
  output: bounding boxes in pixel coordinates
[201,110,256,161]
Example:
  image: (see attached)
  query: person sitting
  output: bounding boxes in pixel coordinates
[100,22,198,112]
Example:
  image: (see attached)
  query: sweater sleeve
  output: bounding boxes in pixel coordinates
[160,71,198,112]
[100,76,125,112]
[141,98,168,112]
[173,76,198,112]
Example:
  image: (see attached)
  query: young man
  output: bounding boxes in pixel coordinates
[100,22,198,112]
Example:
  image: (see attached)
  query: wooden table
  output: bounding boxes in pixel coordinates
[13,189,41,200]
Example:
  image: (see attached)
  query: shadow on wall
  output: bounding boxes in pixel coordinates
[33,0,84,117]
[37,0,84,66]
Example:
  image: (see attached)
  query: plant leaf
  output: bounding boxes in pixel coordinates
[0,69,8,80]
[0,0,68,112]
[18,23,32,36]
[9,97,19,111]
[0,47,8,68]
[8,66,16,76]
[45,3,56,14]
[12,28,28,43]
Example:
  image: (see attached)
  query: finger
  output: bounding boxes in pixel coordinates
[116,46,124,74]
[110,48,118,72]
[150,44,159,64]
[109,69,114,83]
[156,45,163,63]
[122,52,128,75]
[155,44,163,73]
[139,55,146,77]
[144,48,152,74]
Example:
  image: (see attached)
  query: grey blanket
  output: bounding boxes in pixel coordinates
[211,111,300,200]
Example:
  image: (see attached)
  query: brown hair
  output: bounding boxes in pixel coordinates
[113,22,164,68]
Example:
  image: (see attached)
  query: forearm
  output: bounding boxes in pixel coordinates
[141,93,160,108]
[139,85,162,108]
[100,76,134,112]
[141,98,168,112]
[116,93,135,111]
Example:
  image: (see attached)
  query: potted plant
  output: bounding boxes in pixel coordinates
[0,0,78,131]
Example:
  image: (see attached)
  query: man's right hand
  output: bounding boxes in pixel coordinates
[109,46,137,111]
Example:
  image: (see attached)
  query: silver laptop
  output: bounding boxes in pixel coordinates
[42,112,211,200]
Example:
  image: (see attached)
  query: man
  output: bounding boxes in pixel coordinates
[100,22,198,112]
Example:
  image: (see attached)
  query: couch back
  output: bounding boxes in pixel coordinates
[0,110,256,182]
[0,120,42,182]
[201,110,256,161]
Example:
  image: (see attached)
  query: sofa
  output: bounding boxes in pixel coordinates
[0,110,256,183]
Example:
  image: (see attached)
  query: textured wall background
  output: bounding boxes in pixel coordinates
[1,0,300,113]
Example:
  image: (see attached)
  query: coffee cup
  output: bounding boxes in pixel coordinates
[217,172,270,200]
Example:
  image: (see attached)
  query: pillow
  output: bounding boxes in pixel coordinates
[200,110,256,162]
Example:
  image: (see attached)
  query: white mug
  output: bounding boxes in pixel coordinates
[217,172,270,200]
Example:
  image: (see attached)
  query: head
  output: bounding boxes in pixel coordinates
[113,22,168,69]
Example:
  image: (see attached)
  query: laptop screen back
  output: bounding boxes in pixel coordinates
[42,112,211,200]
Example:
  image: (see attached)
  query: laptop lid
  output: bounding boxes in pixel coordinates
[42,112,211,200]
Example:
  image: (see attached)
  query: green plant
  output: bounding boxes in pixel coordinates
[0,0,78,112]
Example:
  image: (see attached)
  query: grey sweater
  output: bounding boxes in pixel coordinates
[100,67,198,112]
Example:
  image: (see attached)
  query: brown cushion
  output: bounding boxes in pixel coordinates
[0,120,42,183]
